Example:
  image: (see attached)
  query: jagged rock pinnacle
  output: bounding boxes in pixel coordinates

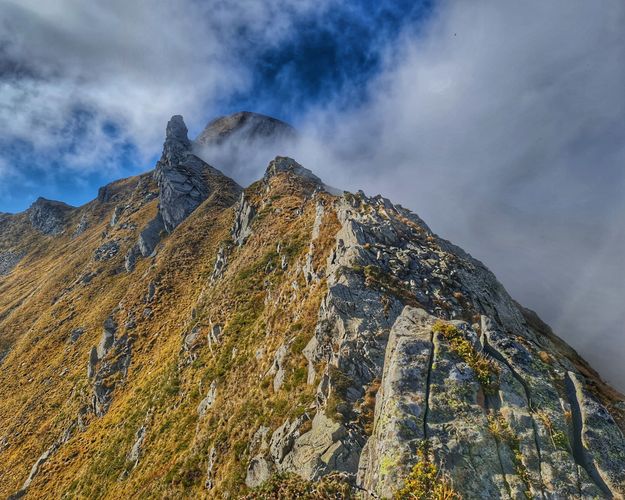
[154,115,210,233]
[161,115,192,167]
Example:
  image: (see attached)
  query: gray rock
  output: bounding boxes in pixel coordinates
[208,323,221,349]
[183,325,202,352]
[28,197,73,235]
[69,327,85,343]
[205,446,218,490]
[138,214,165,257]
[94,240,120,261]
[73,213,88,237]
[125,245,140,272]
[279,412,361,480]
[231,193,255,246]
[146,281,156,303]
[91,334,132,417]
[87,346,98,378]
[211,245,229,281]
[97,316,117,359]
[268,343,289,392]
[197,380,217,417]
[245,455,273,488]
[110,206,123,227]
[0,251,23,276]
[154,116,210,233]
[127,425,147,466]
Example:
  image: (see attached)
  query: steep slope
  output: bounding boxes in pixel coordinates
[0,116,623,499]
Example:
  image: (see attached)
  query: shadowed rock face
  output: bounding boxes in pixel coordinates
[195,111,295,147]
[154,115,212,233]
[154,115,242,234]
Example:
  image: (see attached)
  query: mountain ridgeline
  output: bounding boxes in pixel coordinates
[0,113,623,499]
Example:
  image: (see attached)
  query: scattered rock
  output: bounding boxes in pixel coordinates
[205,446,218,490]
[94,240,120,261]
[69,327,85,343]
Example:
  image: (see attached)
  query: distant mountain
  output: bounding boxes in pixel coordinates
[0,114,623,499]
[195,111,296,147]
[193,111,297,187]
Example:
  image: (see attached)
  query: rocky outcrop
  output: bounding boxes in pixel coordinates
[0,251,22,276]
[262,188,625,497]
[154,115,212,233]
[197,380,218,417]
[137,213,165,257]
[27,197,74,235]
[231,193,255,246]
[88,316,132,417]
[94,240,120,261]
[264,156,322,186]
[126,115,241,271]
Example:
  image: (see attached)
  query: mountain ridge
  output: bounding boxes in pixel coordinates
[0,113,623,498]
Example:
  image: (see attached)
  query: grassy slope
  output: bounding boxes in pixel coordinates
[0,171,340,498]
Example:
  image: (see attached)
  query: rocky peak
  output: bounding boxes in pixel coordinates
[27,197,74,235]
[161,115,192,166]
[264,156,322,185]
[153,115,210,233]
[195,111,295,146]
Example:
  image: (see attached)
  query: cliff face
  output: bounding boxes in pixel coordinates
[0,114,623,499]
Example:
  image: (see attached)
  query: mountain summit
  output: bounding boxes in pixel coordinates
[195,111,296,147]
[0,114,623,498]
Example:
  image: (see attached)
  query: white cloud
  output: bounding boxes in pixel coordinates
[0,0,332,172]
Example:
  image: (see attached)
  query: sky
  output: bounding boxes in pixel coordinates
[1,0,624,389]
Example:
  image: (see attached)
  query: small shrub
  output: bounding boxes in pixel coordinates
[487,412,532,496]
[244,472,355,499]
[395,441,460,499]
[433,321,499,395]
